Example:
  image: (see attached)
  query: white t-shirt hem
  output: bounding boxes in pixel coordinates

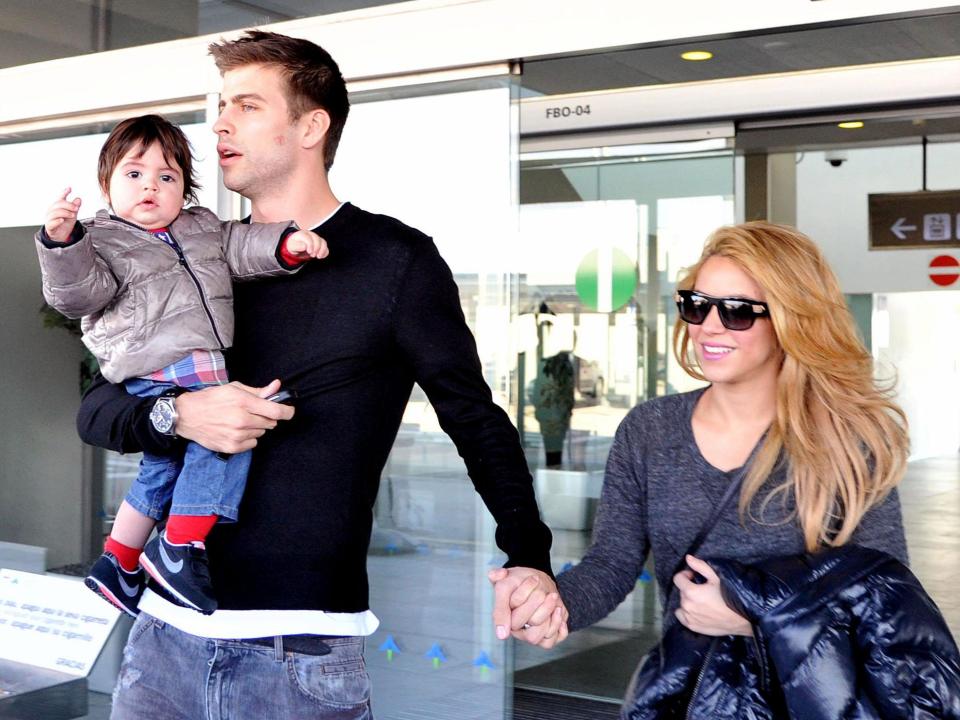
[138,589,379,639]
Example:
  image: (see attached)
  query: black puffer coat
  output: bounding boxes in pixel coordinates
[624,546,960,719]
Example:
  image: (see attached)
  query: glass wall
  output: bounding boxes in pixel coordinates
[0,120,220,569]
[0,75,527,718]
[0,120,218,232]
[1,1,409,69]
[513,141,734,702]
[329,78,520,718]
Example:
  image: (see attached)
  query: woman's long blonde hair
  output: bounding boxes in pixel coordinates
[673,221,908,552]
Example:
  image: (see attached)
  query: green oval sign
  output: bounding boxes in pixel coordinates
[575,249,638,312]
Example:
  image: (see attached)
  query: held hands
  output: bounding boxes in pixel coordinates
[488,567,569,648]
[672,555,753,637]
[283,229,329,261]
[173,379,294,453]
[45,188,82,243]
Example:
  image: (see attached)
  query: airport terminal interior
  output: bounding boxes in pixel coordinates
[1,2,959,718]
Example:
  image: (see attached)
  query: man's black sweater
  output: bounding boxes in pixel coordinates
[77,202,553,612]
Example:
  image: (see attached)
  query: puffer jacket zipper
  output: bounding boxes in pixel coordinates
[686,637,719,720]
[111,216,225,349]
[751,630,770,694]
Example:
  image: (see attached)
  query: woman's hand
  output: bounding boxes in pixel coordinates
[487,567,569,648]
[672,555,753,637]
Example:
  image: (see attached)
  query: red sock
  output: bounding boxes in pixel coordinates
[104,537,141,572]
[165,515,218,545]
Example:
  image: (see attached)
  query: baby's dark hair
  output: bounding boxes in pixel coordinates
[98,115,200,203]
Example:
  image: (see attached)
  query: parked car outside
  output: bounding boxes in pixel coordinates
[573,355,604,400]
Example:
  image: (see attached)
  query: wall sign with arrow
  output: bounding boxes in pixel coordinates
[868,190,960,250]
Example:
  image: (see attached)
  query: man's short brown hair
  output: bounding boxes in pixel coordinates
[98,115,200,203]
[209,30,350,172]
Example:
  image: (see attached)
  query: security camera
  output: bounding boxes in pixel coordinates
[825,150,848,167]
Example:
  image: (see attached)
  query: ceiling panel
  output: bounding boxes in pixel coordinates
[522,11,960,96]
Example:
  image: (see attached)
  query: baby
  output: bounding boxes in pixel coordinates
[36,114,326,616]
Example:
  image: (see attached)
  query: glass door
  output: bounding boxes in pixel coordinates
[514,138,735,702]
[331,74,523,719]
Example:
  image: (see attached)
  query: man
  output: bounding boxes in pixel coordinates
[76,31,564,719]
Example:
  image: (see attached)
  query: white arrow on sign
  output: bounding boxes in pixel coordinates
[891,217,918,240]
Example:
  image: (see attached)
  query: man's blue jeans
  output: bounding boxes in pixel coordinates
[111,614,372,719]
[124,378,251,520]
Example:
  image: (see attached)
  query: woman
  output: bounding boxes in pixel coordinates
[558,220,908,632]
[498,222,960,716]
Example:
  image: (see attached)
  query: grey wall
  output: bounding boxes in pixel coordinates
[0,227,85,568]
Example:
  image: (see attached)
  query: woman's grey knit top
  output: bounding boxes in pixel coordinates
[556,387,909,631]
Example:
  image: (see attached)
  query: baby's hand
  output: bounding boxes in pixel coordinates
[283,229,329,260]
[45,188,82,244]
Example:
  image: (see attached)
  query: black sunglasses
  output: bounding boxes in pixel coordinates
[674,290,770,331]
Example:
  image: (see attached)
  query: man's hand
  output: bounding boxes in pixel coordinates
[488,567,569,648]
[672,555,753,637]
[45,188,82,243]
[173,379,294,453]
[284,229,328,261]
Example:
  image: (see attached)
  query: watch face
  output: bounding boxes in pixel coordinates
[150,398,175,434]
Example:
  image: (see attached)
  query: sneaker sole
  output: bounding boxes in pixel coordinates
[84,577,139,618]
[139,552,215,615]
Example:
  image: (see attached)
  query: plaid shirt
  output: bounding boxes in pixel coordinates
[144,349,229,388]
[139,230,229,387]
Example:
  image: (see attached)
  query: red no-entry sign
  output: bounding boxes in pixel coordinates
[929,255,960,287]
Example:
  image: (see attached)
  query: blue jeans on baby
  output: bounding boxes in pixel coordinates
[123,378,251,521]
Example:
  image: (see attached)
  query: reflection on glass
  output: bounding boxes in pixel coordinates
[516,146,734,704]
[333,82,517,717]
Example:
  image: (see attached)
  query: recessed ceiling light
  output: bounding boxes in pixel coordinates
[681,50,713,61]
[838,121,864,129]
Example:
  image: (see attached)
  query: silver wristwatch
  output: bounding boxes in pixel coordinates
[149,396,179,436]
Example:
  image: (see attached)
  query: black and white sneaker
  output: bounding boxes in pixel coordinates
[84,552,145,617]
[140,532,218,615]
